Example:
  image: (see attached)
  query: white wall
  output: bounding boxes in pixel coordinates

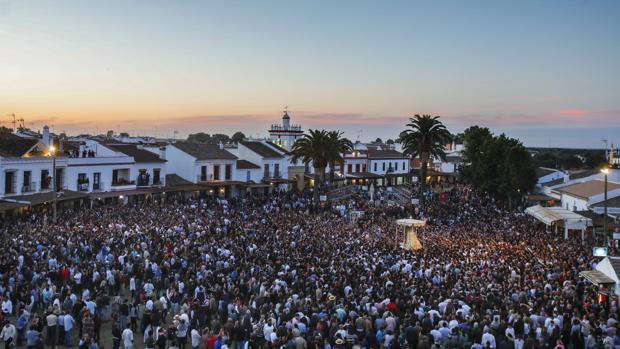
[538,170,568,185]
[164,145,199,183]
[0,157,68,197]
[561,194,589,211]
[369,159,409,175]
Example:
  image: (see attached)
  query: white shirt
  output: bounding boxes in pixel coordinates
[64,314,75,331]
[122,328,134,347]
[191,329,201,347]
[481,333,496,349]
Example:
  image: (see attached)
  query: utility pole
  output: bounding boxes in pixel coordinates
[50,145,58,223]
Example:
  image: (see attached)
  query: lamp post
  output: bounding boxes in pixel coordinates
[602,167,609,243]
[50,145,57,223]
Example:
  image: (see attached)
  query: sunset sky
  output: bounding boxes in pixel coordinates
[1,0,618,147]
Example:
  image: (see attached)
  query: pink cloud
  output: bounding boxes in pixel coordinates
[559,109,588,116]
[446,109,620,128]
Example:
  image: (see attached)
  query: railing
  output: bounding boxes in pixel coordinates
[93,181,104,192]
[111,179,135,186]
[77,181,90,192]
[197,174,214,182]
[22,182,37,193]
[136,177,150,187]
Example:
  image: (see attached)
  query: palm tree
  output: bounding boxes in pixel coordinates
[291,129,330,201]
[326,130,353,188]
[398,114,451,205]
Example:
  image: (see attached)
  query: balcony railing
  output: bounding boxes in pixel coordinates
[22,182,37,193]
[111,179,135,186]
[93,181,104,192]
[197,174,214,182]
[152,179,163,186]
[77,181,89,192]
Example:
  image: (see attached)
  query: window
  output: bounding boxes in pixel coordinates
[395,162,398,171]
[246,171,251,182]
[374,162,377,172]
[4,171,15,194]
[93,173,101,190]
[213,165,220,180]
[362,164,367,172]
[78,173,89,191]
[274,163,280,177]
[225,164,232,180]
[153,169,161,185]
[355,164,360,173]
[403,162,406,170]
[200,166,207,181]
[382,162,386,171]
[264,164,270,178]
[41,170,50,189]
[347,164,352,173]
[23,171,32,192]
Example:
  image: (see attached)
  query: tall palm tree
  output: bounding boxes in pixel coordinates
[326,130,353,188]
[398,114,451,205]
[291,129,330,201]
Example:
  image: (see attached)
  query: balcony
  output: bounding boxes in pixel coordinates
[197,174,214,182]
[77,180,90,192]
[93,181,104,192]
[22,182,37,193]
[111,179,135,191]
[136,174,151,187]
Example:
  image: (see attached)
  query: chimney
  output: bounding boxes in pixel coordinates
[159,146,166,160]
[42,125,50,147]
[219,141,224,150]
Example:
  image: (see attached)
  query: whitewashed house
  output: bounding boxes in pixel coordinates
[557,180,620,211]
[0,132,65,198]
[163,142,241,196]
[236,140,291,191]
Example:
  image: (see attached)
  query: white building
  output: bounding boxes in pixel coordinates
[233,140,291,191]
[557,179,620,211]
[0,132,64,197]
[339,143,410,186]
[163,142,241,196]
[268,109,303,151]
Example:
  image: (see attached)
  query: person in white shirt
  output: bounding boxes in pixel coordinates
[190,328,201,349]
[481,327,496,349]
[1,298,13,318]
[122,325,134,349]
[63,313,75,346]
[1,322,16,348]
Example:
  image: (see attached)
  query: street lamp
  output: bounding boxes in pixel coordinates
[50,145,57,223]
[602,167,609,243]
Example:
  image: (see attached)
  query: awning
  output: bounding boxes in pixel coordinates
[525,194,557,202]
[10,190,89,206]
[346,172,382,179]
[0,200,29,212]
[525,205,592,229]
[580,270,616,285]
[199,181,246,187]
[262,178,293,185]
[90,187,162,199]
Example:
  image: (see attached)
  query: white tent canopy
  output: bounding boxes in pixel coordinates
[525,205,592,240]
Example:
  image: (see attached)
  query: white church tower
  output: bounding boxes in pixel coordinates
[268,107,303,151]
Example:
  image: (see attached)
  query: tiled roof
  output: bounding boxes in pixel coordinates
[367,148,406,159]
[266,141,290,155]
[236,160,261,169]
[241,141,284,158]
[174,142,238,160]
[0,133,39,157]
[558,180,620,199]
[105,144,166,163]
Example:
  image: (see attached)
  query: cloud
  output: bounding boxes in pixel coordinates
[445,109,620,128]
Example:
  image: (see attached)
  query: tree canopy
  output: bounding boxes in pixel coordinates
[461,126,536,208]
[398,114,451,203]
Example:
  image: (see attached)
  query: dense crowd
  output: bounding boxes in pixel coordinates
[0,187,617,349]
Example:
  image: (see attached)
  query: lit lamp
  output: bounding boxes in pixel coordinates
[602,167,609,242]
[49,145,57,223]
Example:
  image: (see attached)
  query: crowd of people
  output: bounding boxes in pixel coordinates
[0,186,617,349]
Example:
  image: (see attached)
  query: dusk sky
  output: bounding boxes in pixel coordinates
[1,0,618,148]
